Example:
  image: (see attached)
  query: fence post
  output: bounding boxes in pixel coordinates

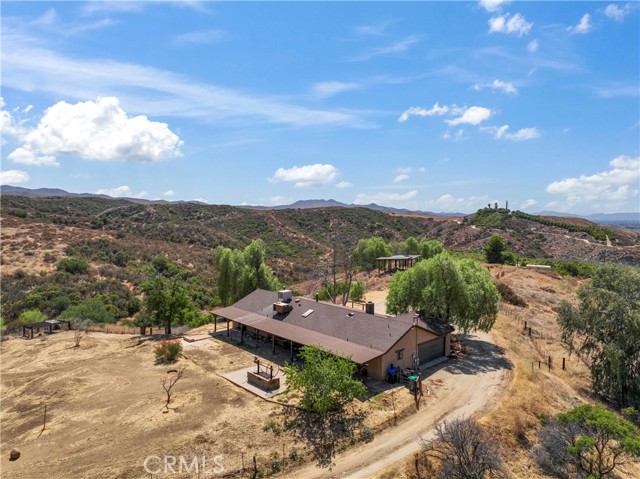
[524,321,527,330]
[562,358,566,370]
[548,356,552,372]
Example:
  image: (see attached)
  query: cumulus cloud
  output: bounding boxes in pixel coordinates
[473,79,518,95]
[162,190,175,197]
[95,185,148,198]
[568,14,592,34]
[546,155,640,208]
[443,129,467,142]
[336,181,352,189]
[424,194,490,212]
[7,147,59,166]
[521,199,538,210]
[446,106,492,126]
[527,39,539,52]
[488,13,532,36]
[311,81,360,99]
[354,190,418,205]
[604,4,631,21]
[0,169,29,184]
[270,163,339,188]
[479,0,511,12]
[23,97,182,163]
[398,102,449,122]
[481,124,540,141]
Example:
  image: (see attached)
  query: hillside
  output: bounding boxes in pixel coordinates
[2,196,639,281]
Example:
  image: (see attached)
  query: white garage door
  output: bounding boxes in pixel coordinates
[418,337,445,364]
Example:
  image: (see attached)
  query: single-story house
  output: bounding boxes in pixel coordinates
[212,289,454,381]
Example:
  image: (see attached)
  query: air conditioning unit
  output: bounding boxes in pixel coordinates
[278,289,293,302]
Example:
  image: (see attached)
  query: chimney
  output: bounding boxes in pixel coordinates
[365,301,374,315]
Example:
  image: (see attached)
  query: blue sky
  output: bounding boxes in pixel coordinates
[1,1,638,214]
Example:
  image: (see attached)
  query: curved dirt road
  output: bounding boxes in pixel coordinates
[283,332,511,479]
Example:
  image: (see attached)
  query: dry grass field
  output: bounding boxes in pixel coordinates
[374,265,640,479]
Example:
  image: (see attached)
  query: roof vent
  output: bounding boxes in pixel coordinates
[302,309,314,318]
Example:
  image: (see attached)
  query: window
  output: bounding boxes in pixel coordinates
[396,349,404,360]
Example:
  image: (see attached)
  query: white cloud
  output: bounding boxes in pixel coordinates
[481,124,540,141]
[527,39,539,52]
[162,190,175,197]
[192,197,208,203]
[7,147,59,166]
[424,194,490,212]
[354,190,418,205]
[472,79,518,95]
[0,169,29,184]
[443,129,467,142]
[398,102,449,122]
[13,97,182,164]
[269,195,288,205]
[479,0,511,12]
[2,32,365,128]
[95,185,147,198]
[336,181,352,189]
[172,29,229,46]
[446,106,492,126]
[568,14,592,34]
[604,4,631,22]
[311,81,360,99]
[488,13,532,36]
[520,199,538,210]
[270,163,339,188]
[546,155,640,208]
[393,174,410,183]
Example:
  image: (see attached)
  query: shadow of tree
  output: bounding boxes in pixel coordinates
[281,406,366,468]
[441,337,512,376]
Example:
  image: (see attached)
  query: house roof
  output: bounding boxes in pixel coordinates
[376,255,421,261]
[213,289,454,363]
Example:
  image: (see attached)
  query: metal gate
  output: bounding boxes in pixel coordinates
[418,337,445,364]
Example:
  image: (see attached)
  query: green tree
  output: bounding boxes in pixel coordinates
[19,309,47,324]
[142,274,193,335]
[353,237,392,271]
[59,297,116,324]
[417,239,444,261]
[386,252,500,333]
[533,404,640,479]
[558,265,640,407]
[213,240,280,306]
[349,281,366,302]
[283,345,367,415]
[484,234,506,264]
[403,236,419,255]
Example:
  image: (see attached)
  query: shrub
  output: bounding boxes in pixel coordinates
[19,309,47,324]
[154,339,183,362]
[494,281,527,307]
[360,425,374,442]
[57,257,89,275]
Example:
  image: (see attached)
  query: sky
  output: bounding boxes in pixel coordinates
[1,0,639,215]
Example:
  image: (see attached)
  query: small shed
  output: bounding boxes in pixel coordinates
[22,320,72,339]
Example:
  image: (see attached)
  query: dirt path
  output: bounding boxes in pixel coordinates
[282,331,511,479]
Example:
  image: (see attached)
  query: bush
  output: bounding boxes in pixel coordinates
[154,339,183,362]
[494,282,527,307]
[19,309,47,324]
[360,425,374,442]
[58,297,116,324]
[57,257,89,275]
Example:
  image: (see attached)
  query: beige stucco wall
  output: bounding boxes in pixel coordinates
[367,327,442,380]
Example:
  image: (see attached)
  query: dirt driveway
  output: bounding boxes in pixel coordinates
[282,331,512,479]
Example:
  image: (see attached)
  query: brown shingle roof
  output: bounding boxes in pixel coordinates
[214,290,454,362]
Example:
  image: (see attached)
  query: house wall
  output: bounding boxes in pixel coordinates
[367,328,440,380]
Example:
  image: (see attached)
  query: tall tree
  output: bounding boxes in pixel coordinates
[386,252,500,333]
[403,236,419,255]
[142,274,192,335]
[484,234,506,264]
[417,239,444,261]
[558,264,640,407]
[353,237,392,271]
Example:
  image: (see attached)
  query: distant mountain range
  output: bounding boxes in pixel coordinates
[1,185,638,224]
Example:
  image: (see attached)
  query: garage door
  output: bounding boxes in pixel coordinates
[418,337,445,364]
